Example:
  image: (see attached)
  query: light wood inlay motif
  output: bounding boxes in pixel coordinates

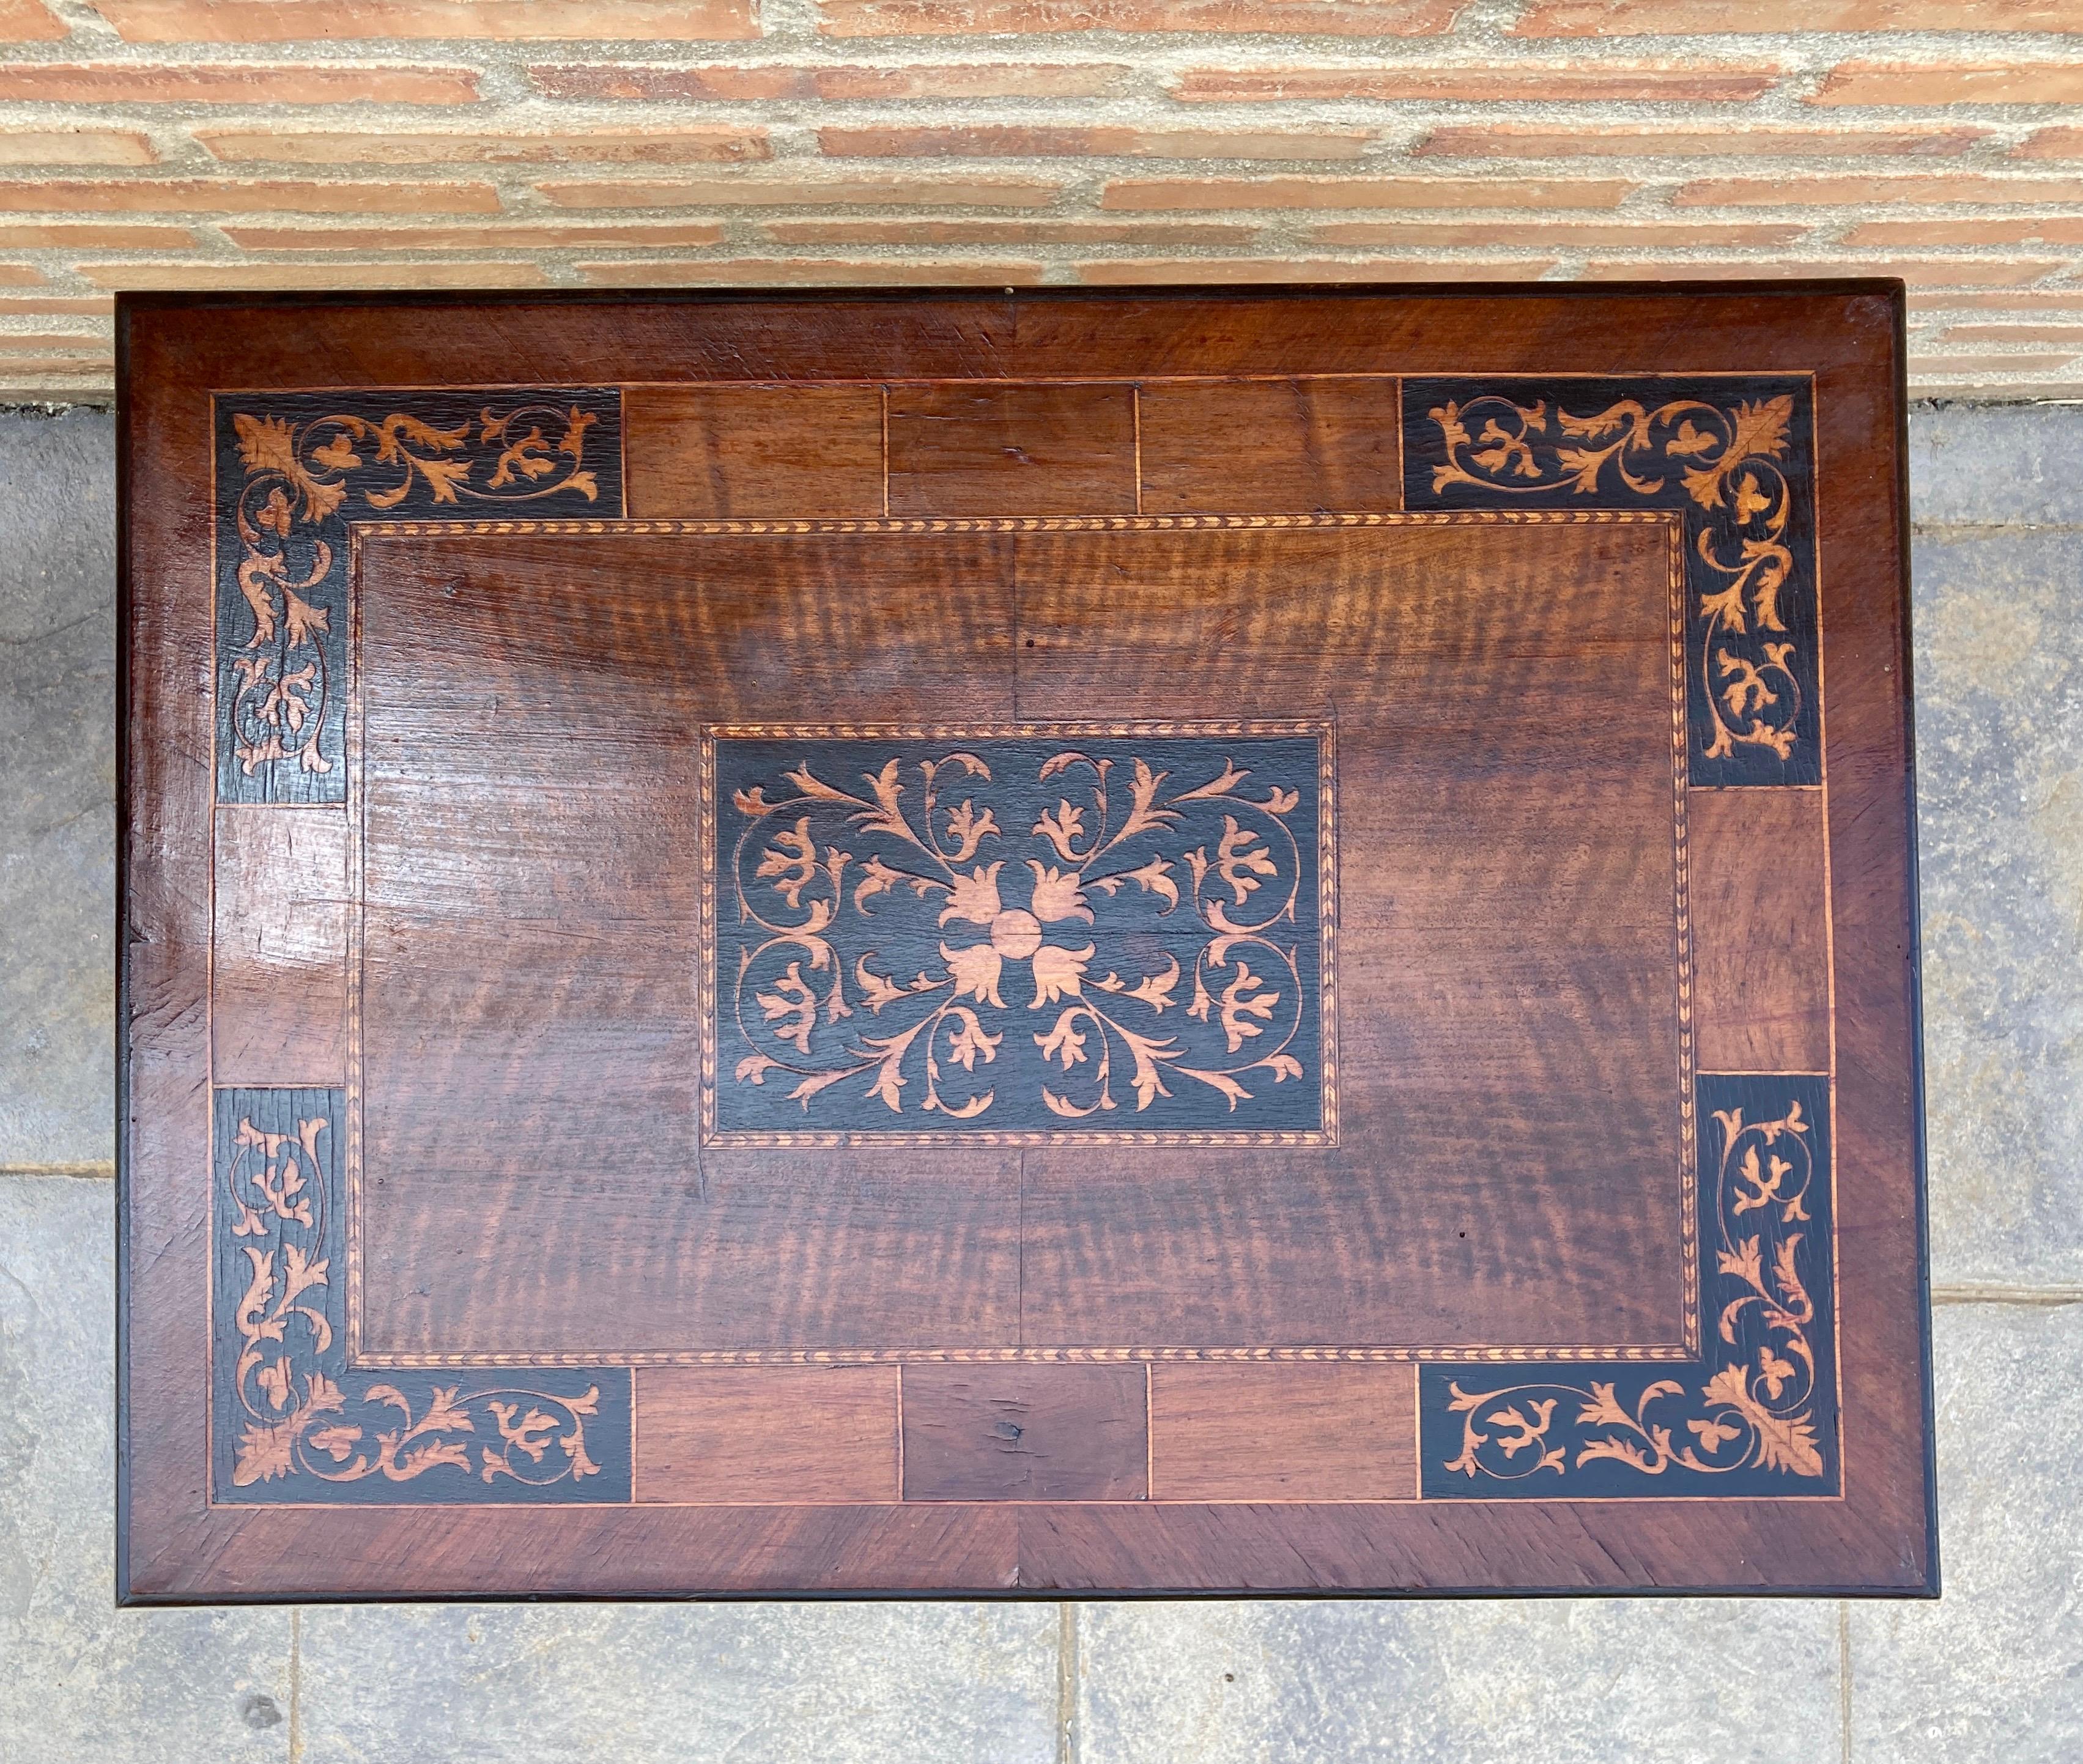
[704,722,1334,1145]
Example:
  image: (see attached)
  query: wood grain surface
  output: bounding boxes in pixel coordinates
[210,806,347,1086]
[1149,1363,1419,1502]
[901,1365,1149,1503]
[1690,786,1833,1072]
[887,382,1138,514]
[635,1367,900,1505]
[117,285,1932,1601]
[624,383,886,518]
[1136,376,1403,514]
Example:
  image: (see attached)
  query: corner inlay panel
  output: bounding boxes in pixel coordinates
[1402,376,1819,788]
[1421,1072,1837,1499]
[213,388,623,805]
[210,1088,631,1504]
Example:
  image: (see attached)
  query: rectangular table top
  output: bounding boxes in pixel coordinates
[117,284,1935,1601]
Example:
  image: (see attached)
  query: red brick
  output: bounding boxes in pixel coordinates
[1172,64,1779,103]
[223,220,728,251]
[0,222,198,246]
[0,131,158,166]
[579,257,1048,285]
[1517,0,2082,32]
[1846,217,2083,246]
[1675,174,2083,207]
[1581,256,2070,286]
[1415,124,1989,160]
[818,125,1371,160]
[530,62,1130,100]
[0,264,46,284]
[1909,288,2083,311]
[0,356,112,379]
[0,293,112,312]
[819,0,1462,37]
[0,63,480,103]
[1076,256,1555,283]
[1309,218,1808,248]
[91,0,757,39]
[539,175,1065,208]
[818,62,1128,98]
[73,260,550,289]
[0,332,109,352]
[0,179,501,214]
[760,216,1261,244]
[1912,352,2082,374]
[2015,128,2083,160]
[195,128,769,165]
[1814,62,2083,106]
[1102,175,1631,211]
[1939,322,2083,344]
[0,0,61,38]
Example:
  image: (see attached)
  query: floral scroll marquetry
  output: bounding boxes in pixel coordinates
[213,389,623,806]
[703,725,1334,1144]
[212,1088,631,1504]
[1419,1072,1836,1498]
[1402,377,1819,788]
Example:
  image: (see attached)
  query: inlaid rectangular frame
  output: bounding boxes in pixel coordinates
[119,285,1934,1601]
[338,511,1696,1370]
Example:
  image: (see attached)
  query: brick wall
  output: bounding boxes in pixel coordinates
[4,0,2083,399]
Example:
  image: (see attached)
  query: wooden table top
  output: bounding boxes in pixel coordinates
[117,284,1935,1601]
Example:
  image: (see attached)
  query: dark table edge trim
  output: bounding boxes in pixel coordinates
[1889,284,1943,1601]
[119,1574,1939,1610]
[112,278,1910,317]
[113,284,135,1607]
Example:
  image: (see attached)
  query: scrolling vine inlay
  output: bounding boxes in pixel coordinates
[1402,377,1819,788]
[212,388,623,805]
[702,725,1335,1144]
[1419,1073,1837,1498]
[211,1088,631,1504]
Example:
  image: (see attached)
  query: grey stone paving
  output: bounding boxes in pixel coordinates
[0,408,115,1169]
[1909,410,2083,1294]
[0,1176,293,1764]
[2,404,2079,1761]
[297,1603,1059,1764]
[1848,1303,2083,1764]
[1077,1597,1840,1763]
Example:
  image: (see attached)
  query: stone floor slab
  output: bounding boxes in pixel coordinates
[1849,1302,2083,1763]
[1076,1596,1840,1763]
[1911,528,2083,1290]
[0,1175,292,1764]
[296,1601,1060,1764]
[0,410,116,1169]
[1909,403,2083,527]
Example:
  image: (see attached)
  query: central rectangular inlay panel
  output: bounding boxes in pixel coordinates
[703,724,1334,1145]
